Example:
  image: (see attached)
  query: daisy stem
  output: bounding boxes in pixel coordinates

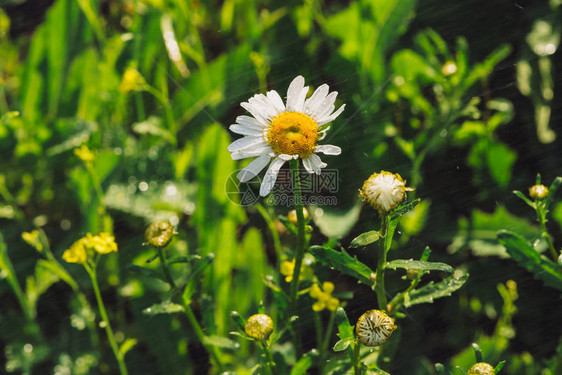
[289,159,306,354]
[85,263,129,375]
[376,215,389,312]
[353,340,362,375]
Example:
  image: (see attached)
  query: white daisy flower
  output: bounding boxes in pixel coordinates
[359,171,414,214]
[228,75,345,197]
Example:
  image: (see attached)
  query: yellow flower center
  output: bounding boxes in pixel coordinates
[266,112,318,157]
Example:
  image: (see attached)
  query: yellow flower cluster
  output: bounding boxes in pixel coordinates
[280,259,312,283]
[62,232,118,264]
[119,67,147,93]
[74,145,95,162]
[309,282,340,311]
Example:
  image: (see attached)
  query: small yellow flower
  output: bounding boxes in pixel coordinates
[84,233,118,254]
[145,222,175,248]
[529,184,548,200]
[119,67,147,93]
[74,145,95,162]
[244,314,274,341]
[287,207,309,225]
[360,171,414,214]
[356,309,397,347]
[62,239,88,264]
[309,281,340,311]
[280,259,312,283]
[468,362,495,375]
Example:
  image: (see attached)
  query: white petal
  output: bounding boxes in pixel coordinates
[304,84,329,115]
[306,154,327,174]
[248,94,279,120]
[286,76,309,112]
[229,124,264,136]
[241,100,271,126]
[318,125,331,140]
[237,154,271,182]
[315,144,341,155]
[227,136,266,152]
[278,154,294,161]
[231,145,271,160]
[266,90,285,113]
[260,156,286,196]
[302,157,314,174]
[236,115,267,129]
[312,92,337,120]
[317,104,345,126]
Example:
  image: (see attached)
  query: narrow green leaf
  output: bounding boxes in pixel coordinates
[386,259,453,273]
[203,335,238,349]
[513,190,535,208]
[497,230,562,291]
[309,246,375,287]
[335,307,354,342]
[349,230,380,248]
[405,272,469,307]
[143,302,184,315]
[472,343,483,362]
[127,264,166,282]
[290,353,313,375]
[494,361,506,373]
[118,338,138,358]
[547,176,562,208]
[333,339,353,352]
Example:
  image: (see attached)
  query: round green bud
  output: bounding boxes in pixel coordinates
[244,314,273,341]
[145,222,174,248]
[468,362,495,375]
[529,184,548,200]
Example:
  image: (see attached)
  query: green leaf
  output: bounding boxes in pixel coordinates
[333,339,354,352]
[349,230,380,248]
[203,335,238,349]
[450,206,543,258]
[472,343,483,362]
[143,302,184,315]
[386,259,453,273]
[486,142,516,187]
[546,176,562,208]
[494,361,506,373]
[513,190,535,208]
[118,338,138,358]
[404,272,469,307]
[335,307,354,342]
[309,246,375,287]
[310,201,363,240]
[497,230,562,291]
[290,352,314,375]
[127,265,166,282]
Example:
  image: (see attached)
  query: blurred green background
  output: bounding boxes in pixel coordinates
[0,0,561,374]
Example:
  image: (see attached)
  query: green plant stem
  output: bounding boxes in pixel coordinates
[320,309,337,356]
[155,246,224,370]
[260,340,277,375]
[288,159,306,356]
[183,302,224,371]
[85,264,128,375]
[157,247,176,288]
[537,207,558,260]
[353,341,362,375]
[289,159,306,305]
[387,274,422,314]
[376,215,389,311]
[255,203,283,267]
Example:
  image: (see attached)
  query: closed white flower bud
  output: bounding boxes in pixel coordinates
[360,171,413,214]
[355,309,397,347]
